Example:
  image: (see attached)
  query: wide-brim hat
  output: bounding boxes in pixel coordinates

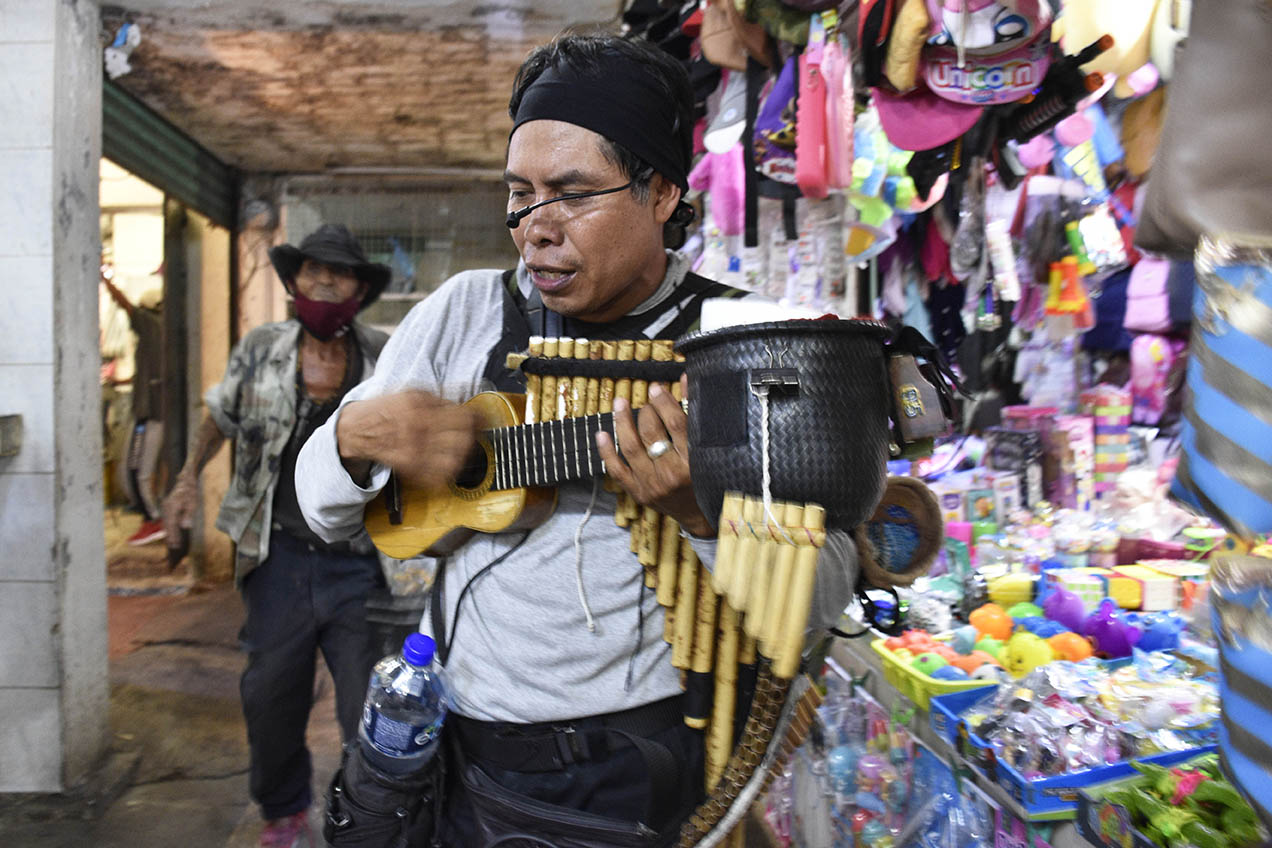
[268,223,392,309]
[872,80,983,151]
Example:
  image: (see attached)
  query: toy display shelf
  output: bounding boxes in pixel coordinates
[928,686,1216,819]
[833,635,1123,845]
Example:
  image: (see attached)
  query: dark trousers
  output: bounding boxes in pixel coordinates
[240,528,384,820]
[438,716,704,846]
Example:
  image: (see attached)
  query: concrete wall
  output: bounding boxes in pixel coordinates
[0,0,107,791]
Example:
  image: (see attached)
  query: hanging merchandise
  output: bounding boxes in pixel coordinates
[921,0,1055,106]
[821,30,854,190]
[1054,0,1157,99]
[700,0,771,72]
[1081,267,1134,354]
[742,0,813,46]
[1129,334,1187,427]
[1076,203,1128,274]
[786,196,843,309]
[1123,257,1173,335]
[689,141,747,236]
[795,13,830,199]
[753,55,800,184]
[985,219,1021,302]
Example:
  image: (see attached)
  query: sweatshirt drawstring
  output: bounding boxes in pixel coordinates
[573,476,600,633]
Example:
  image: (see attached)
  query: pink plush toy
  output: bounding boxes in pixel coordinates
[687,142,745,236]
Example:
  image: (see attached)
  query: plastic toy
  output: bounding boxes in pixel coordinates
[950,624,979,655]
[1042,585,1088,633]
[827,744,864,796]
[1047,631,1095,661]
[969,603,1013,641]
[911,652,949,675]
[1002,631,1056,677]
[1007,602,1045,620]
[1018,616,1068,638]
[972,664,1010,682]
[988,573,1035,606]
[930,665,971,681]
[1083,598,1143,657]
[949,650,1000,675]
[931,643,959,662]
[974,637,1004,658]
[1128,611,1183,652]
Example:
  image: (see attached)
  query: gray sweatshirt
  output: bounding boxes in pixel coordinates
[296,254,859,723]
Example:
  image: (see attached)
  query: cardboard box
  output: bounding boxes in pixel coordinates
[931,483,969,525]
[1050,569,1106,611]
[984,428,1045,507]
[1110,564,1179,610]
[967,487,997,522]
[984,470,1022,521]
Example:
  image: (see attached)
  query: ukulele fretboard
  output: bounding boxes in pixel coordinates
[488,412,616,490]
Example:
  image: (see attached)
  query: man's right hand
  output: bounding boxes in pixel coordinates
[336,390,481,491]
[162,475,198,548]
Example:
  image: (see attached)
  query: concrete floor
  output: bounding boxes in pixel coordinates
[2,509,774,847]
[0,509,345,847]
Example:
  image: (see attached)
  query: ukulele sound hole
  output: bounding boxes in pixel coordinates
[453,440,490,490]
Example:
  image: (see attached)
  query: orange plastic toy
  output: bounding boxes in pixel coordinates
[1047,631,1095,662]
[969,603,1013,641]
[949,650,1000,675]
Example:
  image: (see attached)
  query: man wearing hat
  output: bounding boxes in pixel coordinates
[295,35,861,846]
[164,223,393,847]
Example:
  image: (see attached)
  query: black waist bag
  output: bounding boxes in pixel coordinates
[324,741,445,848]
[459,758,664,848]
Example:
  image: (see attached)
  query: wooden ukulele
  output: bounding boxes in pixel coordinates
[363,391,620,558]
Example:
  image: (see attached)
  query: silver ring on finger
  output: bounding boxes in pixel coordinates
[646,439,672,460]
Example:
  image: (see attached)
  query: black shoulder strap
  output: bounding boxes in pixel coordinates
[480,269,532,393]
[655,271,748,341]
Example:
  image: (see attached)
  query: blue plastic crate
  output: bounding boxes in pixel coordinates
[928,658,1132,750]
[930,680,1214,818]
[978,740,1217,818]
[929,685,996,747]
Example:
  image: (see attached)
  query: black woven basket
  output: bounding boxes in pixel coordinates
[676,319,893,531]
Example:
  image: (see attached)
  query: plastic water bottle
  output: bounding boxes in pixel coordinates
[358,632,449,774]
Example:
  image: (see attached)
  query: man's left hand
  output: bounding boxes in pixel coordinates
[596,376,714,538]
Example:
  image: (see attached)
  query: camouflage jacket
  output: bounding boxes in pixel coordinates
[204,319,388,585]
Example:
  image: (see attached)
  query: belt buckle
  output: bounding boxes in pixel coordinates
[552,724,590,766]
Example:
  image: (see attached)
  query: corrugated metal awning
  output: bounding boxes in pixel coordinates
[103,79,238,230]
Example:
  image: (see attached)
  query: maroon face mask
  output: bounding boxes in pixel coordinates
[294,292,361,340]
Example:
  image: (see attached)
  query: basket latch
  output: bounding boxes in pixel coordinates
[750,343,800,392]
[749,367,800,391]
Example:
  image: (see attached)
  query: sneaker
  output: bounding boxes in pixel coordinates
[259,810,313,848]
[126,519,166,546]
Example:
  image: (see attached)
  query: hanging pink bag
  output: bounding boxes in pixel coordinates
[1123,255,1173,332]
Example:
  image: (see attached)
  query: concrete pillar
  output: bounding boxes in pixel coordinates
[0,0,107,791]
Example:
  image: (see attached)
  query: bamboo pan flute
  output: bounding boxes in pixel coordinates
[521,343,828,845]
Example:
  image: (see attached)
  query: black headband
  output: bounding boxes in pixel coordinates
[511,57,690,193]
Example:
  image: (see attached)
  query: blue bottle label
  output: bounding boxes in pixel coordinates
[362,707,442,757]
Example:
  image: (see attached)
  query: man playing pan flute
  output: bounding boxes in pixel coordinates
[296,34,862,847]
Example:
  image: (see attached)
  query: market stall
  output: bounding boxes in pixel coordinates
[615,0,1272,844]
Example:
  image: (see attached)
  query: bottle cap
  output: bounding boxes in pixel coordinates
[402,633,436,667]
